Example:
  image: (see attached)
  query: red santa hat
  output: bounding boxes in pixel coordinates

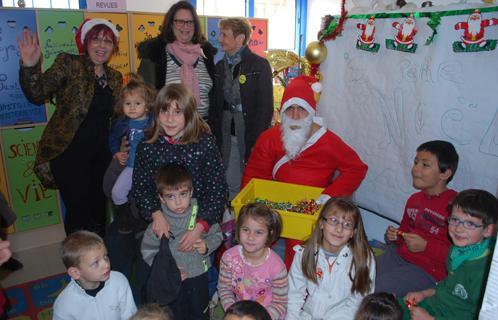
[75,18,119,54]
[470,9,481,19]
[280,75,322,116]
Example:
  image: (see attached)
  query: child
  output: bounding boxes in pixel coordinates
[354,293,403,320]
[218,203,288,320]
[287,197,376,319]
[141,164,223,320]
[402,189,498,320]
[223,300,272,320]
[375,140,459,296]
[53,231,136,320]
[131,303,173,320]
[132,83,227,250]
[109,74,155,233]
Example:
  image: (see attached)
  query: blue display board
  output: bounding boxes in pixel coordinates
[0,9,47,127]
[207,17,224,63]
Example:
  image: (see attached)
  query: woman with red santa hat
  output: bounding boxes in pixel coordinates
[17,19,123,237]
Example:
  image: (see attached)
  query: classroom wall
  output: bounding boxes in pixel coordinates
[126,0,175,13]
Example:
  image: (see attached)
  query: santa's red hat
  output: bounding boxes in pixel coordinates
[280,75,322,116]
[75,18,119,54]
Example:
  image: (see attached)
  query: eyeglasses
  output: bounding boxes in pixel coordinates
[173,19,195,28]
[90,37,114,46]
[322,216,355,230]
[447,217,483,230]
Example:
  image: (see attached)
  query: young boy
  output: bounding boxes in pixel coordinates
[141,164,223,320]
[375,140,459,296]
[402,189,498,320]
[53,231,136,320]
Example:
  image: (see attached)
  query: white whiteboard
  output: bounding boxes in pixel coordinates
[318,5,498,222]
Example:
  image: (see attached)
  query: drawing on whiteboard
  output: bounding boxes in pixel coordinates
[479,108,498,157]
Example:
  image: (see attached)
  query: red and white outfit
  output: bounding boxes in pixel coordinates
[455,9,498,47]
[357,17,376,46]
[392,15,417,47]
[242,76,368,269]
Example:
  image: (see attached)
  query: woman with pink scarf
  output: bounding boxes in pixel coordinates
[137,0,216,120]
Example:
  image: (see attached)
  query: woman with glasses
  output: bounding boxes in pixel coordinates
[17,19,123,237]
[137,0,216,120]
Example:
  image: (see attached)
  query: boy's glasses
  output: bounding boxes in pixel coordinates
[447,217,483,230]
[322,216,355,230]
[173,19,194,28]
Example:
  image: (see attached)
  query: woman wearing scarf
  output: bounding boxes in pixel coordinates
[137,0,216,120]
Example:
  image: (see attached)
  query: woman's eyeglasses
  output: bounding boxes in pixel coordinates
[447,217,483,230]
[173,19,195,28]
[322,216,355,230]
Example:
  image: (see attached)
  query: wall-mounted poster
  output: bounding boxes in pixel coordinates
[0,126,60,231]
[207,17,223,63]
[37,10,84,71]
[0,9,47,127]
[85,12,131,75]
[130,13,163,72]
[248,18,268,58]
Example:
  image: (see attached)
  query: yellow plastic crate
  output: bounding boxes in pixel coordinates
[232,178,324,240]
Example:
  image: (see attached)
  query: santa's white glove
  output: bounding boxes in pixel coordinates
[316,194,331,205]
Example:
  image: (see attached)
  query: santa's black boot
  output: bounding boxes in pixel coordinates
[115,203,135,234]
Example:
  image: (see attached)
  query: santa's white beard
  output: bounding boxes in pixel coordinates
[401,22,414,37]
[468,18,481,35]
[281,113,313,160]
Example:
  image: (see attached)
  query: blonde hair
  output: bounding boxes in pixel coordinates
[219,17,253,46]
[114,73,156,118]
[235,203,282,246]
[301,198,373,295]
[146,84,210,144]
[61,231,105,268]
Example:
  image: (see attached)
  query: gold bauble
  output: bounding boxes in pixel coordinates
[305,41,327,65]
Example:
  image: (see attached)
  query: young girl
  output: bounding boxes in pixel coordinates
[131,83,227,250]
[223,300,272,320]
[109,74,155,233]
[287,198,376,320]
[218,203,288,320]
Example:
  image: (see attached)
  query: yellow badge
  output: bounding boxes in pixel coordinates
[239,74,246,84]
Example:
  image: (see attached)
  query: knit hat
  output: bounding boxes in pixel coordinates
[280,75,322,116]
[146,236,182,305]
[75,18,119,54]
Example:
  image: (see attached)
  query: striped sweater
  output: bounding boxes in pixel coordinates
[218,245,288,319]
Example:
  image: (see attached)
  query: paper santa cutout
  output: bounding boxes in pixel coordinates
[356,16,380,52]
[453,9,498,52]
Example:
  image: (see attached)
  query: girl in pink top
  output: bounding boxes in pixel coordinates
[218,203,288,320]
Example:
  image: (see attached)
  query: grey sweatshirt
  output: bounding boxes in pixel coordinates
[141,199,223,279]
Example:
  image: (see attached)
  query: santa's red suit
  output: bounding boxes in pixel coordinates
[455,15,498,46]
[242,124,368,268]
[357,19,376,45]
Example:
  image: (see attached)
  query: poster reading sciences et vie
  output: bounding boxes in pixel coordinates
[1,126,60,231]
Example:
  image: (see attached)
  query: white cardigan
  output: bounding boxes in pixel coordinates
[53,271,136,320]
[286,245,376,320]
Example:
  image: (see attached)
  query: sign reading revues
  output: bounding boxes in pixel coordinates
[87,0,126,13]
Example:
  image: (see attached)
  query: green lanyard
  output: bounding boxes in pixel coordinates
[188,204,198,231]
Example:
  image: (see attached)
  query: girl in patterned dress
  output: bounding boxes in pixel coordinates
[218,203,288,320]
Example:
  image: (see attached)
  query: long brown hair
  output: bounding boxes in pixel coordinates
[160,0,206,44]
[146,83,210,144]
[301,198,373,295]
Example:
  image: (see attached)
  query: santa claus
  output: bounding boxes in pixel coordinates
[455,9,498,48]
[357,16,376,48]
[392,14,417,49]
[242,76,368,269]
